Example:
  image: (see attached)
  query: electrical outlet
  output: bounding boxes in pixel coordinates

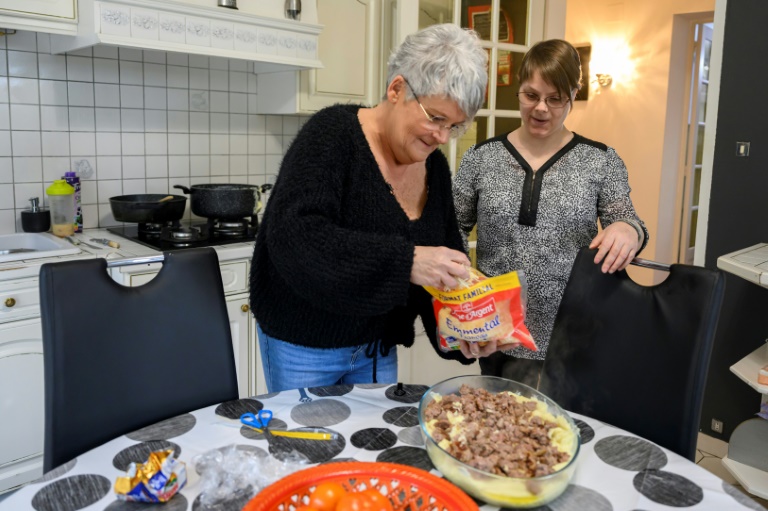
[711,418,724,433]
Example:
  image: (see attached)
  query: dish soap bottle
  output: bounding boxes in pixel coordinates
[46,180,76,238]
[63,171,83,233]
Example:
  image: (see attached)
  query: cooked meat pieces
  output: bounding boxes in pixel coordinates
[425,384,571,478]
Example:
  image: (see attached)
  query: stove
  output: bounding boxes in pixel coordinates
[107,216,258,251]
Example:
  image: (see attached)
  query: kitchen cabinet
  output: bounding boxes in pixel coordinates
[257,0,382,114]
[0,0,77,35]
[0,277,44,494]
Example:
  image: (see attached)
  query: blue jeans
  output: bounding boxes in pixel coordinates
[257,325,398,392]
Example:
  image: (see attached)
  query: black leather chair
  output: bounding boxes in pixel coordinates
[39,248,239,472]
[539,247,725,461]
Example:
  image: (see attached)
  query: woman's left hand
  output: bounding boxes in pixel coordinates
[589,222,642,273]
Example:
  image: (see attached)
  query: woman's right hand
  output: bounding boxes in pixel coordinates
[411,246,471,289]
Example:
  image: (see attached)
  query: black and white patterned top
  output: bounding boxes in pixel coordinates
[454,133,649,360]
[1,384,760,511]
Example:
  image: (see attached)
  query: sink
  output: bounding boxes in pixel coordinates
[0,233,81,264]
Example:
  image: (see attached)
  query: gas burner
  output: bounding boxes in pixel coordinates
[138,222,165,235]
[206,216,258,238]
[160,226,208,245]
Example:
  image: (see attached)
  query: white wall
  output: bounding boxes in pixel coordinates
[0,30,306,234]
[564,0,714,282]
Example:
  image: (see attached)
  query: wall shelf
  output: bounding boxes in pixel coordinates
[730,343,768,394]
[722,455,768,500]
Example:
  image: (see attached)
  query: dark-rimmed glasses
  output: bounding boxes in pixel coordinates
[402,78,468,138]
[516,91,571,109]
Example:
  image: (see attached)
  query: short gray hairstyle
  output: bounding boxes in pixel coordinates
[386,24,488,119]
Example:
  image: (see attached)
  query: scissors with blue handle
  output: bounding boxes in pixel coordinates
[240,409,272,430]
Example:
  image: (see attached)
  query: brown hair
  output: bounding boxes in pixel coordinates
[518,39,582,97]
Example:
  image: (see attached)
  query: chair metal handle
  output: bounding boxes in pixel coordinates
[631,257,671,271]
[106,254,166,268]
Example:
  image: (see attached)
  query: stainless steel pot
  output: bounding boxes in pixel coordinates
[173,184,260,220]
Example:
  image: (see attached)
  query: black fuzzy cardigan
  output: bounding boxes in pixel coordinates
[249,104,473,365]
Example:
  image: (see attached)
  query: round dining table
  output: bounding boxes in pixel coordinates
[1,383,763,511]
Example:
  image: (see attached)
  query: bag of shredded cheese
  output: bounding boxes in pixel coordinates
[424,267,537,352]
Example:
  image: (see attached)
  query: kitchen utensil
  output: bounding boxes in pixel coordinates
[0,248,37,255]
[173,184,260,220]
[158,196,174,202]
[285,0,301,20]
[238,411,335,440]
[109,194,187,224]
[217,0,237,8]
[66,236,104,250]
[21,197,51,233]
[90,238,121,248]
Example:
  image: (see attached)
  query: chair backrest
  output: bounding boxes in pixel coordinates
[539,247,725,461]
[39,247,239,472]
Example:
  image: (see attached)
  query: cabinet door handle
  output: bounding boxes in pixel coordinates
[241,304,250,313]
[5,297,16,308]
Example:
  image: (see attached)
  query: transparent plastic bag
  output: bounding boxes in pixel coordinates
[193,444,309,507]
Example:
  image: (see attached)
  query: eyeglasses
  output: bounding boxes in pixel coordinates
[402,78,467,138]
[516,91,571,109]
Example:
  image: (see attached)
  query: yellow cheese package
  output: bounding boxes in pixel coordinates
[425,268,537,352]
[114,449,186,503]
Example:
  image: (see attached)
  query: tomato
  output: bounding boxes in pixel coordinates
[357,489,394,511]
[307,482,347,511]
[335,489,394,511]
[295,507,320,511]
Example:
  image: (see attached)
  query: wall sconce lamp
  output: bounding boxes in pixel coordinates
[594,73,613,88]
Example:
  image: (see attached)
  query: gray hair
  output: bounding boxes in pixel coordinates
[386,24,488,119]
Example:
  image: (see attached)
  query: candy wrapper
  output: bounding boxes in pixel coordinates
[114,449,186,503]
[425,267,537,352]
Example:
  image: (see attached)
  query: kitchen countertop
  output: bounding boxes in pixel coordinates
[0,229,255,282]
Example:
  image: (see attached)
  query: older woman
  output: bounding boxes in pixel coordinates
[250,24,488,392]
[453,39,649,388]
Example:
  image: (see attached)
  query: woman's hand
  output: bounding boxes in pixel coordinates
[589,221,642,273]
[410,246,470,288]
[459,339,500,359]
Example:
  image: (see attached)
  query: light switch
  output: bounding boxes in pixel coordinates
[736,141,750,157]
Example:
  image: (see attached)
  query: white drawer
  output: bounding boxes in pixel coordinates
[128,261,248,296]
[220,261,248,295]
[0,278,40,323]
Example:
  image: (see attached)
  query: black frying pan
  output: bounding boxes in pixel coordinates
[109,194,187,224]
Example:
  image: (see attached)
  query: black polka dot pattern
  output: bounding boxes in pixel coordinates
[214,399,263,420]
[309,385,353,397]
[291,399,351,427]
[104,494,189,510]
[510,484,613,510]
[385,383,428,403]
[573,418,594,444]
[350,428,397,450]
[377,446,433,471]
[191,489,254,511]
[383,406,419,427]
[126,413,196,441]
[31,475,111,511]
[112,441,181,471]
[594,436,667,471]
[355,383,388,389]
[397,426,424,446]
[633,469,703,507]
[33,460,77,483]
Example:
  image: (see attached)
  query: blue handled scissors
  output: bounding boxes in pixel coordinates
[240,409,273,430]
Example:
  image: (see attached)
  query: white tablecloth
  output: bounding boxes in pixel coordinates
[1,383,763,511]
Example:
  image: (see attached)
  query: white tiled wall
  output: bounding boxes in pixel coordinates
[0,31,306,234]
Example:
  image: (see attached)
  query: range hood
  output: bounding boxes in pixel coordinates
[50,0,322,73]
